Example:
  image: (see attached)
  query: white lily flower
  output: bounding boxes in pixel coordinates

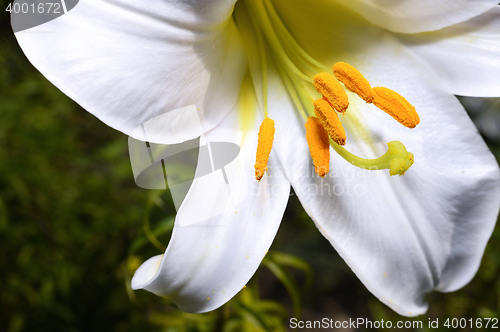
[14,0,500,317]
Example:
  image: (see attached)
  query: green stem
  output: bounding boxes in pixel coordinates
[143,199,166,252]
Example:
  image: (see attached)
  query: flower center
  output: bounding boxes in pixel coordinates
[234,0,419,181]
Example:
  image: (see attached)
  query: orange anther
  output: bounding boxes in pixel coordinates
[373,87,420,128]
[313,73,349,113]
[333,62,376,103]
[254,117,275,181]
[313,98,346,146]
[305,116,330,177]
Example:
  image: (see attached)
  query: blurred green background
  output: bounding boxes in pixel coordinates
[1,5,500,332]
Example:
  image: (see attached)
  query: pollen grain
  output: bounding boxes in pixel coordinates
[313,98,346,146]
[333,62,376,103]
[305,117,330,177]
[313,73,349,113]
[373,87,420,128]
[255,117,275,181]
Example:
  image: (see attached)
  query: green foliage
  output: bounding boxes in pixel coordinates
[0,11,150,332]
[262,251,313,319]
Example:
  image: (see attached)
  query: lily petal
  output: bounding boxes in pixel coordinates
[334,0,499,33]
[132,85,291,312]
[397,7,500,97]
[14,0,246,143]
[268,32,500,316]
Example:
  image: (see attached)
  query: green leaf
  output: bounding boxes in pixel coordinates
[267,251,313,292]
[223,318,243,332]
[237,302,271,331]
[252,301,288,318]
[262,257,302,319]
[129,215,175,254]
[0,197,8,231]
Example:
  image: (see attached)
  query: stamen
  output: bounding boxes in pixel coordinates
[332,62,376,103]
[247,6,269,117]
[237,1,418,179]
[276,63,308,120]
[245,0,313,83]
[313,73,349,113]
[313,98,346,146]
[305,117,330,177]
[372,87,420,128]
[263,0,329,73]
[255,117,275,181]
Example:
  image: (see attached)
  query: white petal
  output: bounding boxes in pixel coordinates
[132,88,291,312]
[131,255,163,290]
[14,0,246,143]
[397,7,500,97]
[334,0,499,33]
[268,34,499,316]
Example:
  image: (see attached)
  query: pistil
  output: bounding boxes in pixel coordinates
[330,141,414,176]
